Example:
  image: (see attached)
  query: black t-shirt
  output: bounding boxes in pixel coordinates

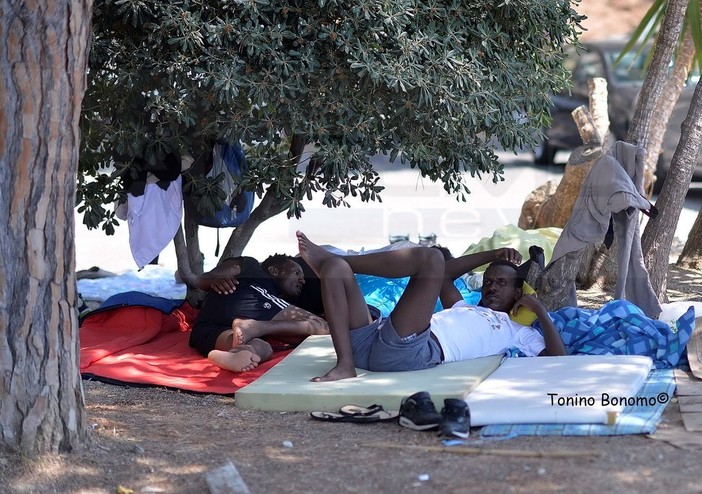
[193,256,290,329]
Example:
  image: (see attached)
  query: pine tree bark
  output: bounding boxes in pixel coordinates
[1,0,92,453]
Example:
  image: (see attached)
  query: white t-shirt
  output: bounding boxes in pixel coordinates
[430,301,545,363]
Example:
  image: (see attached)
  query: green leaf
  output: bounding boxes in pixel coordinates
[688,0,702,71]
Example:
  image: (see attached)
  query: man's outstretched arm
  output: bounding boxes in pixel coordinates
[439,248,522,308]
[233,305,329,346]
[196,257,243,294]
[443,248,522,280]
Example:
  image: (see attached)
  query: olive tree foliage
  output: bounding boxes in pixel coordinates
[79,0,584,282]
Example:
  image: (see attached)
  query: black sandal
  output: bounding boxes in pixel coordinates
[309,408,399,423]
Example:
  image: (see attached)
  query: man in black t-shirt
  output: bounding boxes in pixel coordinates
[190,255,328,373]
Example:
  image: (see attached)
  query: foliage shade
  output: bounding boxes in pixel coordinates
[79,0,584,233]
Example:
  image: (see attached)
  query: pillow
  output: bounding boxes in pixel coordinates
[510,281,538,326]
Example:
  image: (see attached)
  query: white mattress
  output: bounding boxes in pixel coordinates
[466,354,653,426]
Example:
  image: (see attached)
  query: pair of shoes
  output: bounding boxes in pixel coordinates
[399,391,442,431]
[439,398,470,439]
[399,392,470,438]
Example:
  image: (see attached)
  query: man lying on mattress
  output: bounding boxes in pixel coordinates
[189,255,329,373]
[296,230,567,382]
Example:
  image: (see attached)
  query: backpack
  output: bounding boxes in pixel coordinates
[197,142,254,228]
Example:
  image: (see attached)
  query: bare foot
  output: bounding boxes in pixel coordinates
[208,346,262,372]
[296,230,336,277]
[310,363,357,382]
[247,338,274,362]
[231,318,258,346]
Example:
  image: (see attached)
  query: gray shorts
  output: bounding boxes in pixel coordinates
[350,316,442,372]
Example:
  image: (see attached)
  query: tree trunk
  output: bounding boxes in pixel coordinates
[522,81,611,309]
[220,187,289,259]
[220,133,307,260]
[677,208,702,269]
[530,106,603,229]
[642,78,702,298]
[643,27,696,195]
[1,0,92,454]
[626,0,687,148]
[587,0,688,291]
[177,199,207,305]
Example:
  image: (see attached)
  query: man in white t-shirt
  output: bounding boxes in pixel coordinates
[296,231,566,382]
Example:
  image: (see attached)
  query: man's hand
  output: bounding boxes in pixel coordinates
[510,293,543,317]
[207,276,239,295]
[514,293,567,357]
[196,258,242,294]
[494,248,522,265]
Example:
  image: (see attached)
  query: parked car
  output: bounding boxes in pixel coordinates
[533,38,702,186]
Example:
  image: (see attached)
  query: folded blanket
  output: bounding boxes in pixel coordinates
[536,300,695,368]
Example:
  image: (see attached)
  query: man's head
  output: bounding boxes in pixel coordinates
[480,260,523,313]
[261,254,305,300]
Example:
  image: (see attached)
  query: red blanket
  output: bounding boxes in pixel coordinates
[79,303,290,394]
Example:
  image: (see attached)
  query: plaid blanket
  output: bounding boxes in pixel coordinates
[535,300,695,369]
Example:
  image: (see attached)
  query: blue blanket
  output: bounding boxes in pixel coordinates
[535,300,695,369]
[356,274,481,317]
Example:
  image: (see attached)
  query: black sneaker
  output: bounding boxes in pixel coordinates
[399,391,442,431]
[439,398,471,439]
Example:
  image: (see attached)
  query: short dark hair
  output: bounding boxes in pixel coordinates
[486,260,523,288]
[431,244,454,260]
[261,253,295,273]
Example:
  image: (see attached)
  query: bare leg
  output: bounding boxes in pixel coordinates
[297,230,444,382]
[207,338,272,372]
[297,232,375,381]
[297,230,444,336]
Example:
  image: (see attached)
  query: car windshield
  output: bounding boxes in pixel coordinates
[605,47,701,86]
[606,50,647,84]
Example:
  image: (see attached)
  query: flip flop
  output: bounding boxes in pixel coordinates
[309,410,399,423]
[338,404,386,417]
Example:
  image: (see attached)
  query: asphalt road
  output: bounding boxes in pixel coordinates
[74,151,701,274]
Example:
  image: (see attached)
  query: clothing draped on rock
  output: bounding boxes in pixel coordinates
[548,141,662,318]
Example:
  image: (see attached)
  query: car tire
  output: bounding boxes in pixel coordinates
[532,137,557,165]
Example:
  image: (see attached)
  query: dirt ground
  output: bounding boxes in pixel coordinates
[1,263,701,494]
[9,1,702,493]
